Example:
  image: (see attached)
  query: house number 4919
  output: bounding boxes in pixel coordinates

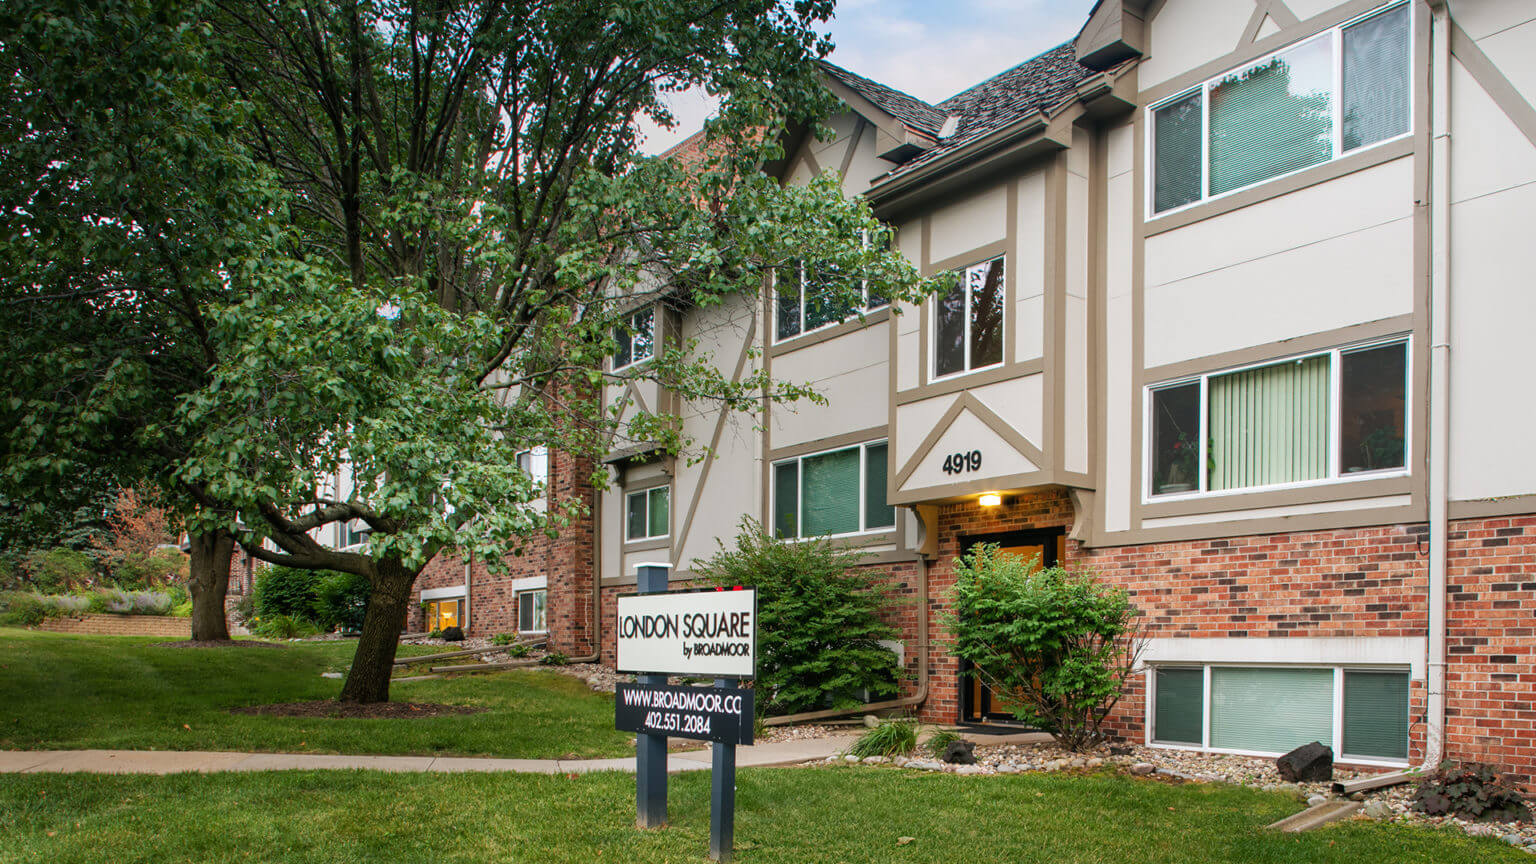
[942,450,983,475]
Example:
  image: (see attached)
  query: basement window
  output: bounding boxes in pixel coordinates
[517,589,547,634]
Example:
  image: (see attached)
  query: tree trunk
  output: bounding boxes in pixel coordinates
[338,554,416,703]
[187,529,234,642]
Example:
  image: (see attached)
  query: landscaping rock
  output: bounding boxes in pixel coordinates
[1307,795,1328,808]
[941,739,977,765]
[862,756,888,765]
[908,760,946,772]
[954,764,987,775]
[862,715,880,728]
[440,626,465,642]
[1130,762,1156,775]
[320,671,343,679]
[1363,800,1393,819]
[1276,742,1333,783]
[843,754,859,763]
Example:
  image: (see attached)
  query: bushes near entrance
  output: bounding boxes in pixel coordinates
[254,565,370,633]
[695,518,902,716]
[948,544,1141,752]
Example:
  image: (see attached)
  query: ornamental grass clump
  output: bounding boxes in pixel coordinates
[694,518,903,716]
[948,545,1142,752]
[848,718,919,759]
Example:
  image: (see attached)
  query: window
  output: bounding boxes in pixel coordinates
[934,256,1005,378]
[339,520,367,549]
[612,307,655,370]
[625,486,669,541]
[1148,340,1407,497]
[1151,665,1410,762]
[771,441,894,539]
[515,447,550,511]
[1149,2,1410,216]
[424,598,463,632]
[517,589,547,633]
[776,262,889,343]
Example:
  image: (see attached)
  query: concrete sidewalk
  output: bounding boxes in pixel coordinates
[0,735,860,776]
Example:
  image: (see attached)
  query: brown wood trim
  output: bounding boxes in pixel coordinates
[893,394,971,488]
[622,537,671,554]
[1449,495,1536,520]
[766,307,891,357]
[1449,16,1536,151]
[895,357,1044,405]
[1238,1,1272,49]
[767,425,888,461]
[1049,148,1068,476]
[672,311,758,562]
[919,217,932,389]
[1142,315,1413,382]
[839,117,868,179]
[1143,139,1413,236]
[1130,106,1146,530]
[1268,0,1301,29]
[1006,178,1020,365]
[1084,502,1423,548]
[1143,474,1412,519]
[624,379,652,415]
[926,240,1011,277]
[893,391,1046,490]
[889,470,1051,506]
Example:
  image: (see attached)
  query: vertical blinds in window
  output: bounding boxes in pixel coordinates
[801,448,860,536]
[1154,668,1204,745]
[1211,667,1334,754]
[1208,36,1334,196]
[1343,670,1409,759]
[1343,4,1411,151]
[1208,355,1330,490]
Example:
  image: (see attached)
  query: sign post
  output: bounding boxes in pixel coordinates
[616,583,757,861]
[633,563,670,829]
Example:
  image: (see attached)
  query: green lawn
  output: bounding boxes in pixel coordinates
[0,768,1523,864]
[0,628,632,758]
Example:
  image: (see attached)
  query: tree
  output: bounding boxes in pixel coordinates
[92,488,189,589]
[182,0,941,703]
[948,545,1143,752]
[0,0,285,640]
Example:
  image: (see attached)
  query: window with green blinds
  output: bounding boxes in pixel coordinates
[1208,36,1333,196]
[864,442,894,530]
[773,441,893,538]
[1154,92,1204,212]
[1343,671,1409,759]
[647,488,669,538]
[773,461,799,539]
[626,492,647,540]
[1343,3,1410,151]
[802,448,860,536]
[625,487,669,540]
[1210,667,1333,754]
[1208,355,1330,491]
[1154,668,1204,745]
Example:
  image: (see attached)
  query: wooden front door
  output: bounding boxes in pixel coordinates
[958,529,1065,724]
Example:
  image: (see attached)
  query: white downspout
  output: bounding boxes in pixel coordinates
[1423,0,1451,770]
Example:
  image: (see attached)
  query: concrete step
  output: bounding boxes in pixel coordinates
[1267,800,1362,832]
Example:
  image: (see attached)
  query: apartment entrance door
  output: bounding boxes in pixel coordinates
[957,529,1065,725]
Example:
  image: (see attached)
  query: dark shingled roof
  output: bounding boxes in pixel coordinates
[819,42,1097,183]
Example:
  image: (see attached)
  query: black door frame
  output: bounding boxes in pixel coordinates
[955,527,1066,725]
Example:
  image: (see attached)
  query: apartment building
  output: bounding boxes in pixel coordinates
[413,0,1536,785]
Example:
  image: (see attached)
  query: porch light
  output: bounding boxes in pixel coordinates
[978,492,1003,507]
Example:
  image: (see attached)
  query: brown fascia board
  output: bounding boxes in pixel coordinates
[1074,0,1151,71]
[818,74,937,164]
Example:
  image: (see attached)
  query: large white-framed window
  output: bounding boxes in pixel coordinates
[1145,338,1408,500]
[1148,1,1412,217]
[625,486,670,542]
[931,255,1005,380]
[771,440,894,539]
[515,446,550,512]
[612,306,656,370]
[1148,664,1411,765]
[774,232,890,343]
[517,588,547,633]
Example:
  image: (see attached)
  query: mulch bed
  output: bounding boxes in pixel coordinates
[230,700,486,719]
[155,639,288,649]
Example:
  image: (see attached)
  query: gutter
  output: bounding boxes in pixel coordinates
[763,553,930,726]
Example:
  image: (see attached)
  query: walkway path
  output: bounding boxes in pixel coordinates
[0,734,861,776]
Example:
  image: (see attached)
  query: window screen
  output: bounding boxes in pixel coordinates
[1208,36,1334,196]
[1154,91,1204,212]
[1154,668,1204,745]
[1343,670,1409,759]
[1210,667,1334,754]
[1208,355,1330,491]
[1342,4,1410,151]
[1340,343,1406,473]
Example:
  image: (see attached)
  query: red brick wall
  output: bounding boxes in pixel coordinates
[1445,515,1536,790]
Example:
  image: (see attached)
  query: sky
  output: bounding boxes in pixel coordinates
[636,0,1101,155]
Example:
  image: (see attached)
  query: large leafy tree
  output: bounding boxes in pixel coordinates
[0,0,285,639]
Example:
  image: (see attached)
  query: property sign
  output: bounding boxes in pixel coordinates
[615,683,754,745]
[615,588,757,678]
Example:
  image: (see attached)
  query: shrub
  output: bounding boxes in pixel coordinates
[540,651,569,666]
[21,548,97,592]
[254,566,324,619]
[44,594,91,615]
[170,600,193,618]
[948,545,1142,752]
[109,547,189,589]
[693,518,903,716]
[252,613,320,639]
[923,729,962,760]
[234,592,255,622]
[490,633,516,646]
[426,629,442,639]
[312,571,371,632]
[1412,761,1530,822]
[441,625,465,642]
[847,718,918,759]
[0,591,49,626]
[503,642,531,658]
